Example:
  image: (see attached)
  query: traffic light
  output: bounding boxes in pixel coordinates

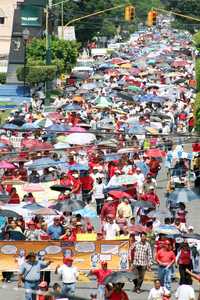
[124,5,135,22]
[147,10,157,26]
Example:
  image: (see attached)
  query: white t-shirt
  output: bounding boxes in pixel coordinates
[175,285,195,300]
[148,287,169,300]
[103,222,120,240]
[57,265,79,284]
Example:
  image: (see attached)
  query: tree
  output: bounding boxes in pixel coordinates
[163,0,200,31]
[53,0,161,43]
[16,65,57,86]
[0,73,6,84]
[193,31,200,51]
[26,37,79,74]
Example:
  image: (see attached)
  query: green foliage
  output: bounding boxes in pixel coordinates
[26,37,79,74]
[194,92,200,132]
[163,0,200,32]
[193,31,200,51]
[0,73,6,84]
[16,65,57,86]
[53,0,161,43]
[195,59,200,92]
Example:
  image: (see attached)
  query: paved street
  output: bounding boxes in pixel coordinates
[1,157,200,300]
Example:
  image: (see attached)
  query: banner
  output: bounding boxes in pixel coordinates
[58,26,76,41]
[21,5,42,27]
[0,240,129,271]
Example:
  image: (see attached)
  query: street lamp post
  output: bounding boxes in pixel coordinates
[22,28,30,97]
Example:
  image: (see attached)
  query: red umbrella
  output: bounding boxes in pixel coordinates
[0,161,16,169]
[146,149,166,158]
[129,224,150,233]
[68,126,86,133]
[22,140,53,151]
[111,58,125,65]
[172,60,187,68]
[108,190,131,199]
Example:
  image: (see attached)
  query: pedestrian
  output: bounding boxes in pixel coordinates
[105,283,129,300]
[18,252,52,300]
[132,232,152,294]
[175,284,195,300]
[102,215,120,240]
[156,241,176,291]
[176,242,192,285]
[55,256,79,297]
[148,279,170,300]
[88,261,112,300]
[47,217,64,240]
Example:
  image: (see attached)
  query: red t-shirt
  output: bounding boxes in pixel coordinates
[8,192,20,204]
[80,175,94,190]
[156,249,175,266]
[108,290,129,300]
[91,269,112,284]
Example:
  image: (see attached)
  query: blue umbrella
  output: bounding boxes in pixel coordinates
[168,188,200,203]
[20,123,39,131]
[155,224,180,235]
[69,164,89,171]
[62,103,82,112]
[27,157,67,170]
[128,125,146,134]
[23,203,44,210]
[74,207,97,218]
[2,123,19,130]
[46,124,70,132]
[104,153,122,162]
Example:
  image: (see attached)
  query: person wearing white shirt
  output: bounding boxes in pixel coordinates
[175,284,195,300]
[107,170,121,187]
[102,216,120,240]
[148,279,170,300]
[56,257,79,296]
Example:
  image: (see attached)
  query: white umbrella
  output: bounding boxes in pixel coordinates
[64,133,96,145]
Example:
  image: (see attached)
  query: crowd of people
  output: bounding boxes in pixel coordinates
[0,18,199,300]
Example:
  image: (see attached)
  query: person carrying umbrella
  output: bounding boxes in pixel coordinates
[88,261,112,300]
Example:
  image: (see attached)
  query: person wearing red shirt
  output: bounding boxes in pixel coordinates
[60,173,72,187]
[59,227,76,242]
[15,162,28,181]
[106,283,129,300]
[148,158,161,178]
[71,172,82,201]
[89,261,112,300]
[100,197,118,221]
[8,187,20,204]
[176,242,192,285]
[141,187,160,206]
[156,242,176,291]
[80,171,94,203]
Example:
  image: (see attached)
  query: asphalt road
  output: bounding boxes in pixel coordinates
[1,154,200,299]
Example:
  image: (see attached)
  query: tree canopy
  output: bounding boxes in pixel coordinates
[53,0,161,43]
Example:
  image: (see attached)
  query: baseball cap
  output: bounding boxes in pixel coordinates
[188,225,194,230]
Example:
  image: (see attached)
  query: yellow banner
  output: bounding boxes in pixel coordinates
[0,240,129,271]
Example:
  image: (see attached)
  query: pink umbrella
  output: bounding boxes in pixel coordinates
[0,161,16,169]
[23,184,45,192]
[22,140,53,151]
[68,126,86,133]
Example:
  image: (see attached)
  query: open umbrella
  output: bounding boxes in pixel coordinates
[74,207,97,218]
[50,185,72,192]
[132,200,154,208]
[146,149,166,158]
[168,188,200,203]
[0,209,20,218]
[69,164,89,171]
[104,271,137,284]
[33,207,57,216]
[108,190,131,199]
[23,203,44,210]
[46,124,70,132]
[129,224,150,233]
[183,233,200,240]
[81,83,97,90]
[61,133,96,145]
[155,225,180,235]
[127,85,142,92]
[23,184,45,193]
[0,161,16,169]
[33,118,53,128]
[52,200,86,212]
[2,124,19,130]
[62,103,82,112]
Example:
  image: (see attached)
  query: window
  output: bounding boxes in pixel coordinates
[0,17,5,24]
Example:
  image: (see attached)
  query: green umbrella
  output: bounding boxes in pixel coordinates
[147,59,156,65]
[95,96,112,108]
[127,85,142,92]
